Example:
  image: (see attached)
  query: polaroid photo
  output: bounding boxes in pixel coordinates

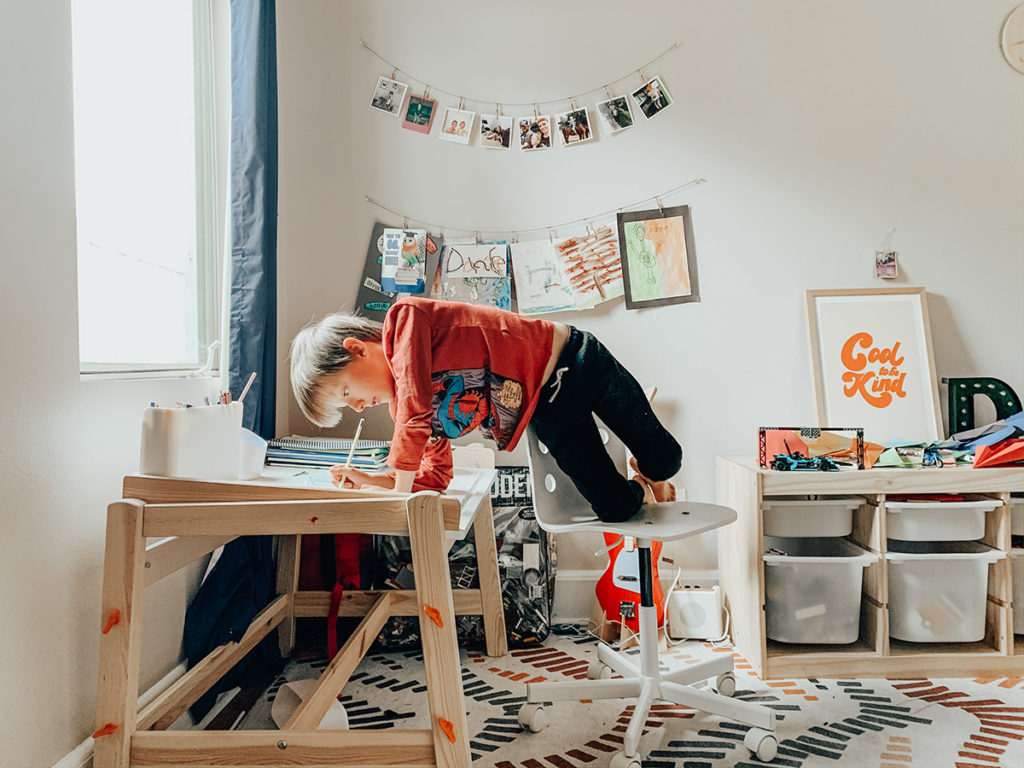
[875,250,899,279]
[439,107,476,144]
[402,94,437,134]
[631,76,672,119]
[555,107,594,147]
[479,114,514,149]
[518,116,552,151]
[369,76,409,117]
[595,95,634,134]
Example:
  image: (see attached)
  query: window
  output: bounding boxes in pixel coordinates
[72,0,219,374]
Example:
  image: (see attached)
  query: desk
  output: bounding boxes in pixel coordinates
[94,469,505,767]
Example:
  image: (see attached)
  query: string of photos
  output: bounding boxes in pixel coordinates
[354,179,704,320]
[364,40,681,150]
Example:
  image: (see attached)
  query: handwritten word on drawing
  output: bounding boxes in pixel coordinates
[444,245,508,278]
[840,332,907,408]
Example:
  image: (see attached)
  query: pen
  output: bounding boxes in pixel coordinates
[238,371,257,403]
[344,418,366,470]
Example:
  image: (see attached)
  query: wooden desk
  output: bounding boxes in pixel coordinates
[94,469,505,767]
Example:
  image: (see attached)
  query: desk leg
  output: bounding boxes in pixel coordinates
[275,534,300,658]
[472,496,507,657]
[407,493,473,768]
[94,500,146,768]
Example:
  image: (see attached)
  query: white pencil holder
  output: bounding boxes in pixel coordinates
[140,402,244,480]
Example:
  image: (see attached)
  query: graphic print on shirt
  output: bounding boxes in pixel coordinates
[431,367,524,449]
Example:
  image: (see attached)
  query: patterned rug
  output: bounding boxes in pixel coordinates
[236,632,1024,767]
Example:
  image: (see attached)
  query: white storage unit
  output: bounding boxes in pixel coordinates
[761,497,862,538]
[763,536,877,644]
[886,541,1006,643]
[885,499,999,542]
[1012,548,1024,636]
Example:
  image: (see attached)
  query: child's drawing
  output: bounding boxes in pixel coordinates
[552,222,623,310]
[509,240,576,316]
[616,205,700,309]
[437,242,511,310]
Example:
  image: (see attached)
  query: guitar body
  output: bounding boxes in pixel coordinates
[595,533,664,633]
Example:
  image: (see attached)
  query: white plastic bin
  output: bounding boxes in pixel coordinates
[763,536,877,644]
[761,497,862,538]
[140,402,244,480]
[1011,498,1023,537]
[886,541,1005,643]
[1012,548,1024,636]
[885,499,998,542]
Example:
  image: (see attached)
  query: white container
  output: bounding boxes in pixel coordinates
[763,536,877,644]
[140,402,244,480]
[885,499,998,542]
[238,428,268,480]
[761,497,862,538]
[886,540,1005,643]
[1012,548,1024,636]
[1011,498,1023,537]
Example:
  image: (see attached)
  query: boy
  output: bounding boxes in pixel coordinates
[289,297,680,522]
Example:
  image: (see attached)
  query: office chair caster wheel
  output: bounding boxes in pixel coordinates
[608,750,643,768]
[587,660,612,679]
[517,703,548,732]
[744,728,778,762]
[713,671,736,697]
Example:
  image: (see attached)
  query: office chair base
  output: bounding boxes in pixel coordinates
[520,641,777,761]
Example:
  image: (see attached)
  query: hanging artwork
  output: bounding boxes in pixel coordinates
[436,241,512,309]
[509,240,576,316]
[380,228,428,293]
[402,94,437,134]
[555,107,593,146]
[356,222,442,320]
[631,76,672,119]
[595,95,634,133]
[439,107,475,144]
[518,116,552,150]
[369,76,408,117]
[616,205,700,310]
[480,114,513,149]
[552,223,623,309]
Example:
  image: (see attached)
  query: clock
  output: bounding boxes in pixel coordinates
[1002,4,1024,74]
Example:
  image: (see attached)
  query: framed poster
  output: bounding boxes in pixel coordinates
[805,287,942,443]
[617,205,700,309]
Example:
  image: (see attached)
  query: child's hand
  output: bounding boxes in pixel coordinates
[329,465,395,491]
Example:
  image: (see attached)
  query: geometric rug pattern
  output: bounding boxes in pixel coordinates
[238,632,1024,767]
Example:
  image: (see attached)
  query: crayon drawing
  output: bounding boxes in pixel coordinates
[437,242,512,310]
[509,240,576,316]
[616,205,700,310]
[552,223,623,310]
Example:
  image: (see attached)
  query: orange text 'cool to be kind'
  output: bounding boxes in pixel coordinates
[841,332,907,408]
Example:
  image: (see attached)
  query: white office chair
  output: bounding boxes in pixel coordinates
[517,423,778,766]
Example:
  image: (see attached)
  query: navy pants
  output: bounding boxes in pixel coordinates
[530,328,682,522]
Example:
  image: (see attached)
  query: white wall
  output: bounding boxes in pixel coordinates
[0,2,230,766]
[278,0,1023,575]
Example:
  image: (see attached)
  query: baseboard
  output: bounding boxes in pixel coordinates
[552,568,719,623]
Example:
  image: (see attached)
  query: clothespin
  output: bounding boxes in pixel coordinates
[656,197,665,215]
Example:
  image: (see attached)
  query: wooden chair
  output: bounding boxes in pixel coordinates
[94,471,504,767]
[516,424,779,766]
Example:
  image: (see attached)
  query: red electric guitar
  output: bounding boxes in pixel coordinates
[595,534,664,633]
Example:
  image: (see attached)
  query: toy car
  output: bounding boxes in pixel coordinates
[770,452,839,472]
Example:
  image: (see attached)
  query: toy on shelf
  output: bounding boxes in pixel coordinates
[758,426,870,470]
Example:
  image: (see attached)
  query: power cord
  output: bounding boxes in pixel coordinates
[662,573,734,648]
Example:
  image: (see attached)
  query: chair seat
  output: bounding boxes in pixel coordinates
[530,499,736,541]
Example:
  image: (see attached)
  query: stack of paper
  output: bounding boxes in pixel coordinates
[266,435,390,471]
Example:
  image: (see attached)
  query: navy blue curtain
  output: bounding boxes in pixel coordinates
[229,0,278,439]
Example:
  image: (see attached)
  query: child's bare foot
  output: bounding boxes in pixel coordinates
[630,457,677,503]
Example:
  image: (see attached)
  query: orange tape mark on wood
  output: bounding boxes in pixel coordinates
[101,610,121,634]
[424,605,443,628]
[310,516,319,523]
[92,723,118,738]
[438,717,456,743]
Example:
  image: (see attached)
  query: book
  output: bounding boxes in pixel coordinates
[269,435,390,453]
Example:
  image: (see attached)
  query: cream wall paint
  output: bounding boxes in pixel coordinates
[277,1,1023,574]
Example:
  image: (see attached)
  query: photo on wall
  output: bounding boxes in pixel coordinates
[555,107,593,146]
[616,205,700,310]
[402,94,437,134]
[480,114,513,149]
[369,76,408,117]
[518,116,551,150]
[439,107,476,144]
[631,76,672,119]
[595,95,634,133]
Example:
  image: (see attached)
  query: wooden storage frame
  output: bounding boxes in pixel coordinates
[94,475,507,768]
[717,458,1024,679]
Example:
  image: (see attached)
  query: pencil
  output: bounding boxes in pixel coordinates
[344,418,365,469]
[238,372,257,403]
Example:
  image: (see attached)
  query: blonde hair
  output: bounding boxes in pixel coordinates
[289,312,383,427]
